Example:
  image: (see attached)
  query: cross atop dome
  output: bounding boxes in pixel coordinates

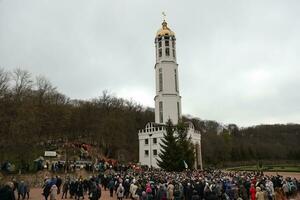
[162,11,167,21]
[156,12,175,37]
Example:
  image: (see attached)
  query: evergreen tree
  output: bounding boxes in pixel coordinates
[158,120,195,171]
[157,119,180,171]
[177,121,195,170]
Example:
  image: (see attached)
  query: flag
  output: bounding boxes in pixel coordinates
[183,160,188,169]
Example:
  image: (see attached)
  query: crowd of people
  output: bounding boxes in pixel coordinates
[42,175,101,200]
[40,169,300,200]
[98,169,300,200]
[38,159,121,173]
[0,168,299,200]
[0,179,30,200]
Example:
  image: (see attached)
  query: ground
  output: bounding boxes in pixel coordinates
[263,171,300,179]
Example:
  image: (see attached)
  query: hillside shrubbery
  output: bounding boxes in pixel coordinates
[1,68,300,169]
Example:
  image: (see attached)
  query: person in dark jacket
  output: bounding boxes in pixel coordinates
[17,181,26,200]
[69,180,76,199]
[191,190,200,200]
[156,184,167,200]
[194,181,204,200]
[61,180,69,199]
[108,179,115,197]
[42,179,51,200]
[76,180,84,199]
[0,182,16,200]
[89,182,101,200]
[184,183,193,200]
[123,179,130,199]
[56,176,62,194]
[24,181,30,200]
[173,184,181,200]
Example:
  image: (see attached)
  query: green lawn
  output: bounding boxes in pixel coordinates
[227,164,300,172]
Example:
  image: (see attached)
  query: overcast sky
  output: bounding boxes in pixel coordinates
[1,0,300,126]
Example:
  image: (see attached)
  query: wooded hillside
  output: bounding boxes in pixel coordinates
[1,68,300,169]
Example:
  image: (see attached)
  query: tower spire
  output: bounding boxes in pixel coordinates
[162,11,166,21]
[162,12,167,29]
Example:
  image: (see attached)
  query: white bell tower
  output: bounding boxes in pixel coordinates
[154,20,181,125]
[138,18,203,170]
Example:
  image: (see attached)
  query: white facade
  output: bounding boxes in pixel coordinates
[138,20,203,169]
[154,21,181,124]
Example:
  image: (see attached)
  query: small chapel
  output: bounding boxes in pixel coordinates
[138,19,203,169]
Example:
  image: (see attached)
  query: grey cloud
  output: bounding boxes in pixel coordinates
[0,0,299,126]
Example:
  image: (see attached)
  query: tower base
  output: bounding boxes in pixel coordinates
[138,122,202,170]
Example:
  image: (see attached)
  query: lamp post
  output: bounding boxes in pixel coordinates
[149,133,153,169]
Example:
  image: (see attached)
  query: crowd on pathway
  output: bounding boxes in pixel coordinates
[0,168,300,200]
[99,169,299,200]
[0,179,30,200]
[38,159,122,173]
[41,175,101,200]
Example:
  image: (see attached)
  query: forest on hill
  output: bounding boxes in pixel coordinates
[1,68,300,169]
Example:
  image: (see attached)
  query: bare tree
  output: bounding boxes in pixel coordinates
[35,75,56,103]
[36,75,56,93]
[0,68,10,97]
[11,68,33,99]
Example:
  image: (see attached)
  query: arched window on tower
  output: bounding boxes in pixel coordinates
[165,40,169,47]
[165,48,170,56]
[172,37,176,58]
[159,68,163,92]
[177,102,180,121]
[174,69,178,92]
[159,101,163,123]
[159,49,162,57]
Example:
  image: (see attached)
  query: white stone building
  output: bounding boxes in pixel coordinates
[138,20,203,169]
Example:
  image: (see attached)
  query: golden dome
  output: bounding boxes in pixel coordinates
[156,20,175,37]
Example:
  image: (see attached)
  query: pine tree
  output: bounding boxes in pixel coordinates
[157,119,180,171]
[177,121,195,170]
[158,120,195,171]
